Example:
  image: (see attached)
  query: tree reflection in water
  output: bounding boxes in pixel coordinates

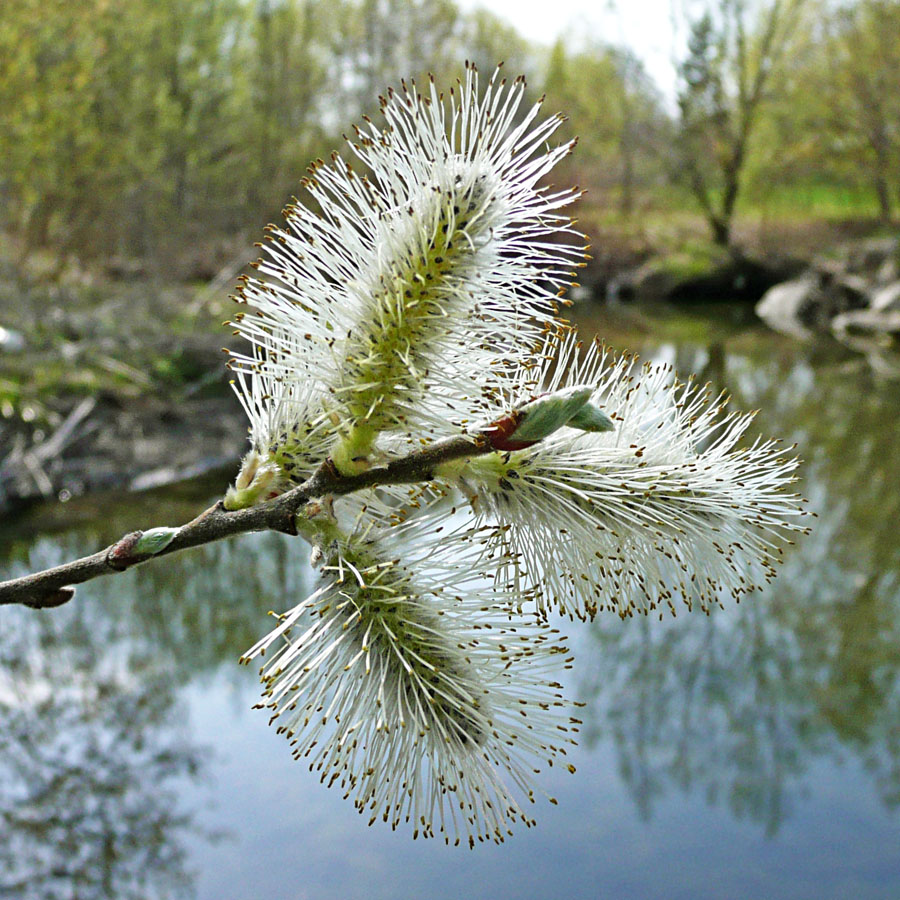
[0,520,300,900]
[577,330,900,836]
[1,323,899,875]
[0,597,201,897]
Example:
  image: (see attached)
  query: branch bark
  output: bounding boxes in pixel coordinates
[0,434,488,610]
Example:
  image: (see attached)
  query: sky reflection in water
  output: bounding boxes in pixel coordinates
[1,307,899,899]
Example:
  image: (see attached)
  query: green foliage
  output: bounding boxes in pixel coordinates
[1,0,899,269]
[0,0,558,268]
[674,0,808,245]
[541,37,671,217]
[0,0,257,260]
[755,0,900,222]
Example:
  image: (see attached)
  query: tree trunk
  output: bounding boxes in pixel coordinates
[869,128,893,222]
[710,216,731,247]
[874,174,892,222]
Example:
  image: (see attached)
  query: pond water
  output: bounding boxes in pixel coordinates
[2,304,899,899]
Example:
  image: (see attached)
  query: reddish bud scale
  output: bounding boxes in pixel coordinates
[107,531,145,570]
[486,410,539,452]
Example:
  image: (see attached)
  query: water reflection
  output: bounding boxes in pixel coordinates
[0,525,303,899]
[572,308,900,837]
[1,311,899,893]
[0,574,204,897]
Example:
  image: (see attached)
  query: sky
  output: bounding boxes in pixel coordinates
[458,0,681,99]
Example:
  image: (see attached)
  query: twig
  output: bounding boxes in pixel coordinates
[33,396,98,462]
[21,452,54,497]
[0,396,98,502]
[0,433,488,610]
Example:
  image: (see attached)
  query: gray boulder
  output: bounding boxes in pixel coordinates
[841,236,900,275]
[871,280,900,312]
[876,254,899,285]
[0,325,25,353]
[832,308,900,346]
[756,277,820,338]
[756,270,868,337]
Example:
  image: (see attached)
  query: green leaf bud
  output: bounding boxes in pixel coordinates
[510,386,594,443]
[566,401,615,433]
[133,527,180,556]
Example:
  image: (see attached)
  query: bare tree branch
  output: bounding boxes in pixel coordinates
[0,433,490,610]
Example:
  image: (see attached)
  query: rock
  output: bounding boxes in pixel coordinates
[876,255,899,285]
[667,254,791,304]
[831,309,900,345]
[830,272,869,298]
[623,259,678,302]
[566,283,598,304]
[616,249,794,305]
[866,349,900,380]
[0,325,26,352]
[871,280,900,312]
[756,277,821,338]
[756,269,868,337]
[842,236,900,275]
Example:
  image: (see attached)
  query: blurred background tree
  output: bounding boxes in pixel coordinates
[822,0,900,222]
[673,0,807,246]
[0,0,898,273]
[543,37,671,217]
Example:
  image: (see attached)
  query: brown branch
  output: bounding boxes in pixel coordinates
[0,434,489,610]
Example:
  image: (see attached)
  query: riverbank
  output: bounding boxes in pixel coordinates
[2,217,897,513]
[0,259,246,512]
[579,212,898,304]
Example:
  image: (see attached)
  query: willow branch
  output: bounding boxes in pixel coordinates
[0,434,489,610]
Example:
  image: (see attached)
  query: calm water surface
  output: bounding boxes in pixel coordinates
[2,305,899,899]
